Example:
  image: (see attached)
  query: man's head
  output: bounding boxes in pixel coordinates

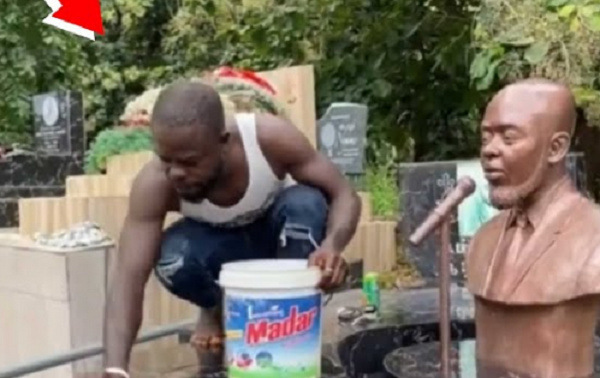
[151,80,229,202]
[480,78,576,209]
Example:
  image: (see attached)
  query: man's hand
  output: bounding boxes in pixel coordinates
[308,248,348,290]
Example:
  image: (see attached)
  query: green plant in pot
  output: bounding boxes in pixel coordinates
[84,126,153,173]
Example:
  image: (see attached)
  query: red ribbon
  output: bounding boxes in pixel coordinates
[213,66,276,95]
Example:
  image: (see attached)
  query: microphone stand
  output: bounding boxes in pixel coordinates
[409,211,453,378]
[438,216,452,378]
[408,176,476,378]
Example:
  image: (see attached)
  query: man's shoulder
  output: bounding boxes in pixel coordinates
[130,158,178,212]
[132,157,165,188]
[253,113,314,159]
[254,113,294,136]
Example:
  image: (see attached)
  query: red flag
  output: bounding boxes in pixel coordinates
[53,0,105,35]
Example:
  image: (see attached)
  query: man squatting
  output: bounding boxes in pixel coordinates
[101,80,362,377]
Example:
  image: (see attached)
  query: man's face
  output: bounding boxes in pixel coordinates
[480,93,549,209]
[152,125,226,202]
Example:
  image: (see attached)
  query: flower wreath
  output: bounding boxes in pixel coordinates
[120,67,285,128]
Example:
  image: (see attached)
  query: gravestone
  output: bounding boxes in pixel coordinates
[399,152,587,287]
[32,91,85,156]
[317,103,368,175]
[0,91,85,227]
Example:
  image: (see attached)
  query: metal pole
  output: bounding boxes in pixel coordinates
[0,319,195,378]
[439,218,452,378]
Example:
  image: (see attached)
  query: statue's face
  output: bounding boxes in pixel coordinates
[479,92,549,209]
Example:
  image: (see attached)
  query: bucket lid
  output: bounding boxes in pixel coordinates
[219,259,321,290]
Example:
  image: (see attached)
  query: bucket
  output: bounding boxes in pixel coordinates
[219,259,323,378]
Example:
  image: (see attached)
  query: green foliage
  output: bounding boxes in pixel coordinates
[1,0,484,164]
[0,132,33,149]
[471,0,600,124]
[85,127,153,173]
[8,0,600,169]
[307,0,482,161]
[0,0,88,141]
[364,165,399,219]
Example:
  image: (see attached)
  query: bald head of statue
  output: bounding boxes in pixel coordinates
[480,78,577,209]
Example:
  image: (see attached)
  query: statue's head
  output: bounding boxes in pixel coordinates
[480,78,576,209]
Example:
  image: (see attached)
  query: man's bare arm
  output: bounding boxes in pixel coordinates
[258,114,362,253]
[103,164,173,370]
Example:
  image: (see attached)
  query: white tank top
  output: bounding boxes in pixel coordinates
[179,113,291,227]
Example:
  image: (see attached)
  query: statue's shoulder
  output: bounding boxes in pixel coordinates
[566,195,600,296]
[470,211,509,244]
[580,195,600,221]
[568,194,600,237]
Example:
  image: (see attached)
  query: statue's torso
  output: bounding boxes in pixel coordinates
[466,181,600,377]
[475,296,599,377]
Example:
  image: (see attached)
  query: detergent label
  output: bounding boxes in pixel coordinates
[224,293,322,378]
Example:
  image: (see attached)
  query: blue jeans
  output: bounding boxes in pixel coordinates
[154,184,328,308]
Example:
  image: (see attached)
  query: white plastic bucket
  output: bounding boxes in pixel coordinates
[219,259,323,378]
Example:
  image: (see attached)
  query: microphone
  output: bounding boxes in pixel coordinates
[409,176,476,246]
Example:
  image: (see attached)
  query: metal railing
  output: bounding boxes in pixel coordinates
[0,319,195,378]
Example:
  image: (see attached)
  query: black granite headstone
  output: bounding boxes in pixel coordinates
[0,90,85,228]
[399,152,587,286]
[32,91,85,156]
[317,103,368,175]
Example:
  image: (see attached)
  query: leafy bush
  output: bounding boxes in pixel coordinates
[0,132,33,149]
[84,127,153,173]
[364,165,399,220]
[471,0,600,124]
[2,0,484,164]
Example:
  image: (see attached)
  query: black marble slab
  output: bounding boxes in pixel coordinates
[0,200,19,228]
[383,337,600,378]
[398,152,588,287]
[337,287,600,378]
[0,186,66,228]
[0,154,81,228]
[0,154,84,187]
[0,154,84,228]
[336,287,474,378]
[0,185,66,199]
[3,155,83,186]
[0,91,85,228]
[174,286,600,377]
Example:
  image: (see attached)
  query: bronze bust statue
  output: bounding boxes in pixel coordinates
[466,79,600,377]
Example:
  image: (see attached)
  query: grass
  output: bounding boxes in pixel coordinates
[364,165,399,220]
[363,164,423,288]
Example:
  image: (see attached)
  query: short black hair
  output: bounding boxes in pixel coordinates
[151,79,225,135]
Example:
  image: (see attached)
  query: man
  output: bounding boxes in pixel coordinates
[101,80,361,377]
[466,78,600,377]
